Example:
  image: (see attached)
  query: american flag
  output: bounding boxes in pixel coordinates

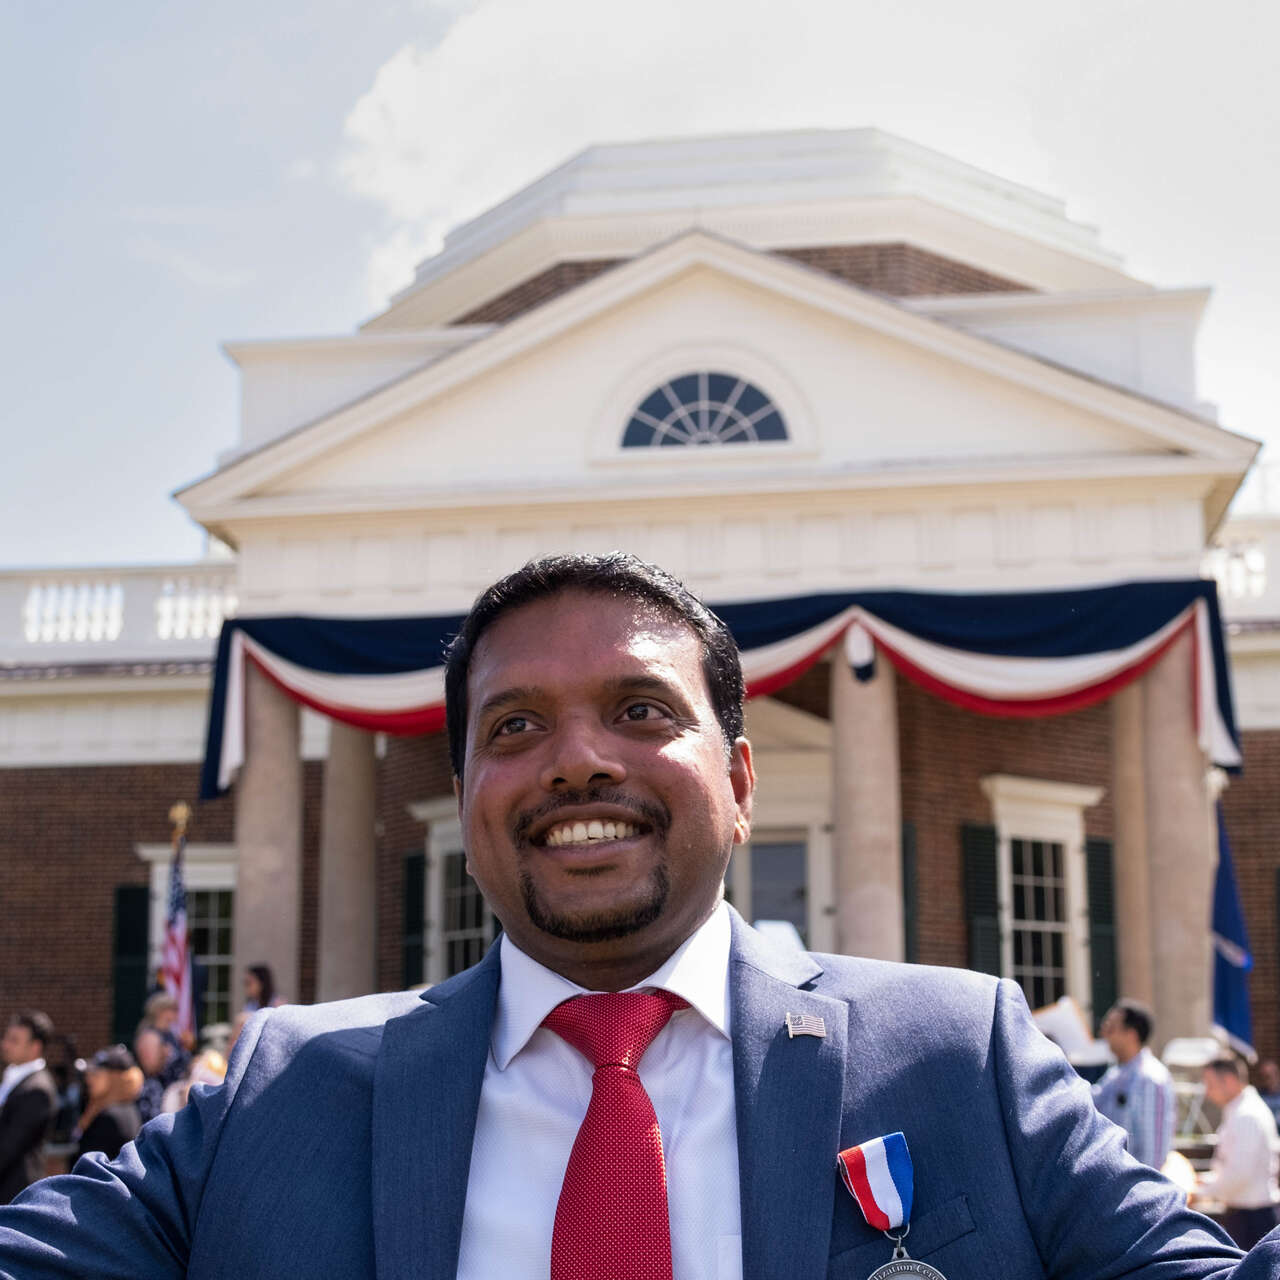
[784,1011,826,1039]
[161,832,196,1039]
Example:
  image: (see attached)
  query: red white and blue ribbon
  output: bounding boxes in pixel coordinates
[199,579,1241,797]
[837,1131,914,1233]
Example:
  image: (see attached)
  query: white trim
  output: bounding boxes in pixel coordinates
[980,775,1102,1016]
[178,231,1257,523]
[135,842,238,981]
[591,342,818,463]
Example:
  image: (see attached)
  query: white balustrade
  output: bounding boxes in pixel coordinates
[2,564,237,664]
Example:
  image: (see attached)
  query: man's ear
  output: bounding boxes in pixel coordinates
[453,775,468,870]
[730,737,754,845]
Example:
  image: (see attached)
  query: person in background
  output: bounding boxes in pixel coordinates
[1256,1059,1280,1130]
[160,1050,228,1116]
[0,1013,57,1205]
[1092,998,1177,1170]
[142,992,194,1057]
[1194,1056,1280,1248]
[242,964,283,1013]
[133,1027,186,1125]
[73,1047,142,1163]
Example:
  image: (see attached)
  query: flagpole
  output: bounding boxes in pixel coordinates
[164,801,196,1049]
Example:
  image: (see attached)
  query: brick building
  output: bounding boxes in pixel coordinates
[2,129,1275,1066]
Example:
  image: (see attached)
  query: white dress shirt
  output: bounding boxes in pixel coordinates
[456,902,743,1280]
[1201,1086,1280,1209]
[0,1058,45,1107]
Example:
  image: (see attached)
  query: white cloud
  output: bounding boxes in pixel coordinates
[334,0,1280,449]
[337,0,1056,308]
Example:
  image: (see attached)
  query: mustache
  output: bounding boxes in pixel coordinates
[512,785,670,846]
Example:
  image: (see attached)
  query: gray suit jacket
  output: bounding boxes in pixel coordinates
[0,911,1273,1278]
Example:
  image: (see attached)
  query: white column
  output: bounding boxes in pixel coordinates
[233,662,302,1005]
[831,653,903,960]
[1143,629,1216,1045]
[1111,682,1155,1007]
[316,722,378,1001]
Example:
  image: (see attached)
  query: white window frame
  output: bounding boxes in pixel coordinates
[979,775,1103,1015]
[408,797,496,985]
[134,842,238,1022]
[730,827,827,949]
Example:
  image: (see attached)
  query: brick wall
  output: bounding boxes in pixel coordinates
[454,260,623,324]
[374,732,453,991]
[1220,730,1280,1065]
[776,243,1032,297]
[896,678,1114,969]
[0,764,233,1059]
[449,242,1031,327]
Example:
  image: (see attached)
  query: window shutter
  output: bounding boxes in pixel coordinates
[1086,838,1117,1027]
[962,824,1001,976]
[402,852,426,988]
[902,820,918,964]
[112,885,151,1042]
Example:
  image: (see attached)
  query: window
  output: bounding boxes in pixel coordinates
[1009,839,1068,1009]
[728,833,810,946]
[978,775,1104,1014]
[135,842,237,1031]
[188,889,235,1027]
[409,798,498,984]
[622,372,787,448]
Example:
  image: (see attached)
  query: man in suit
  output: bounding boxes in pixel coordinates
[0,551,1278,1277]
[0,1012,57,1205]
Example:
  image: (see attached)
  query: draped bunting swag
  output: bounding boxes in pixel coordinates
[200,579,1240,799]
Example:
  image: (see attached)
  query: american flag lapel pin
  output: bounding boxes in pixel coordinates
[784,1012,826,1039]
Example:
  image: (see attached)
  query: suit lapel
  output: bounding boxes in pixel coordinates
[730,913,849,1280]
[372,948,500,1280]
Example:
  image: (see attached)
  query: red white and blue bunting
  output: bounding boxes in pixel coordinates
[200,579,1240,799]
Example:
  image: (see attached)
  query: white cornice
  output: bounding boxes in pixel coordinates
[187,459,1227,539]
[223,327,495,363]
[178,231,1256,524]
[0,672,210,699]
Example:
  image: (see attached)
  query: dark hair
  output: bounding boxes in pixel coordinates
[9,1011,53,1051]
[444,552,745,779]
[1109,999,1154,1045]
[1206,1055,1247,1083]
[89,1044,136,1072]
[247,965,276,1007]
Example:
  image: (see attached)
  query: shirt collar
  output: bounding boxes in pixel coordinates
[1,1058,45,1088]
[492,900,733,1071]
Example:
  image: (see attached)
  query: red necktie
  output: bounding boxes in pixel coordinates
[543,990,688,1280]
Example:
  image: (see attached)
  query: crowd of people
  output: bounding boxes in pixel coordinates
[1089,996,1280,1248]
[0,964,281,1204]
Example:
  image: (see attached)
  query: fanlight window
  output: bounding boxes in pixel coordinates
[622,372,788,448]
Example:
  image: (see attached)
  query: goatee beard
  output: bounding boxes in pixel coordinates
[520,863,670,943]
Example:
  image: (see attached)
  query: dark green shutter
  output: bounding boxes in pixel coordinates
[112,885,151,1042]
[402,852,426,988]
[962,824,1001,976]
[1086,838,1117,1028]
[902,820,918,964]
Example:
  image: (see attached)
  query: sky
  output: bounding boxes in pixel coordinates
[2,0,1277,568]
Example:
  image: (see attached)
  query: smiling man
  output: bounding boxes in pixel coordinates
[0,553,1278,1279]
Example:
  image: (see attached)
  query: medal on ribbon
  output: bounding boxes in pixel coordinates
[836,1133,949,1280]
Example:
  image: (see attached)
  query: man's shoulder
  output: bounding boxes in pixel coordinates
[5,1068,56,1105]
[1137,1046,1174,1085]
[232,990,430,1085]
[806,950,1001,1003]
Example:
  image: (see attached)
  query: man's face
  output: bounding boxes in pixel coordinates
[1203,1069,1231,1108]
[1101,1008,1138,1061]
[1,1023,38,1067]
[457,589,754,981]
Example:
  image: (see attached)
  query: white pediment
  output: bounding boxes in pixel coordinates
[179,232,1256,530]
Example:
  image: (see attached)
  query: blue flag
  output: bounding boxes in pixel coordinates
[1212,803,1254,1060]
